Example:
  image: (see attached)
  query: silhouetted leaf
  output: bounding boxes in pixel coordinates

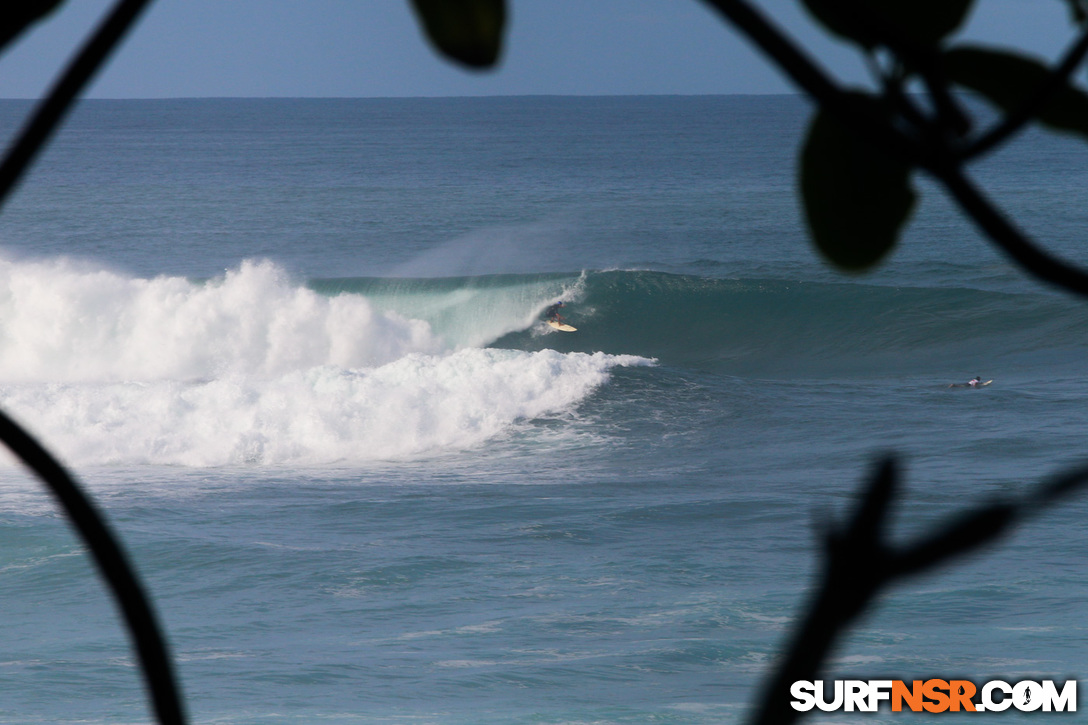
[0,0,65,53]
[409,0,505,69]
[798,0,875,48]
[946,46,1088,139]
[1062,0,1088,25]
[799,0,974,50]
[800,97,917,271]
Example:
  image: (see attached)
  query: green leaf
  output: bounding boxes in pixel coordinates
[409,0,505,69]
[800,97,917,271]
[0,1,65,53]
[946,46,1088,139]
[800,0,974,50]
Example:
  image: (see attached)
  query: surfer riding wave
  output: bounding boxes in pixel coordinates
[543,301,576,332]
[544,301,566,324]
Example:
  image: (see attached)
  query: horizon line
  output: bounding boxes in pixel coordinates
[0,91,806,102]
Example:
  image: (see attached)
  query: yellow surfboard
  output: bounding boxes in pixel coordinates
[547,320,577,332]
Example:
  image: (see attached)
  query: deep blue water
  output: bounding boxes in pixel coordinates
[0,96,1085,723]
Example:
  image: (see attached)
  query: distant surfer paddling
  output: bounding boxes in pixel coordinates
[948,376,991,388]
[544,301,576,332]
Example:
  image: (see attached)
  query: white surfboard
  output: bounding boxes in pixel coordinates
[547,320,577,332]
[948,379,993,388]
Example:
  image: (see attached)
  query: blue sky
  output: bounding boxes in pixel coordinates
[0,0,1074,98]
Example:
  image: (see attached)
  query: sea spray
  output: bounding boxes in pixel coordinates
[324,271,588,350]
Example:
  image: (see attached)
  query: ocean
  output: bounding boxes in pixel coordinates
[0,95,1086,724]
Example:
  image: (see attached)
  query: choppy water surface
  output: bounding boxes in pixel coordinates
[0,96,1085,723]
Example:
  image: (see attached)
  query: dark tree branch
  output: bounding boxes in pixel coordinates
[916,62,971,140]
[0,0,155,209]
[933,160,1088,298]
[699,0,921,165]
[750,457,898,725]
[965,27,1088,160]
[0,5,1083,725]
[701,0,1088,300]
[750,457,1088,725]
[0,1,185,723]
[699,0,841,105]
[881,71,939,144]
[834,0,971,139]
[0,2,66,54]
[696,4,1088,722]
[0,409,187,725]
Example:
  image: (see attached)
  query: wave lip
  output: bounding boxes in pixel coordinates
[493,270,1088,377]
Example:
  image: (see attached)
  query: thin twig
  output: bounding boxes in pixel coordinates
[700,0,1088,300]
[698,0,924,165]
[964,28,1088,160]
[0,0,184,722]
[0,0,155,208]
[933,159,1088,298]
[0,409,186,725]
[750,457,1088,725]
[837,0,971,138]
[915,59,971,140]
[699,0,841,104]
[882,73,936,141]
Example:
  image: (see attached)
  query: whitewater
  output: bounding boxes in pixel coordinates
[2,96,1088,725]
[0,256,647,466]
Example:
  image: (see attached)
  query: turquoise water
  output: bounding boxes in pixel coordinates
[0,97,1086,723]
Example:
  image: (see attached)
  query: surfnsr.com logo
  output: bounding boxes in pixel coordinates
[790,679,1077,713]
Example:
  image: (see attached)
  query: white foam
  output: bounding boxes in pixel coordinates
[0,257,440,383]
[1,348,650,466]
[0,256,652,466]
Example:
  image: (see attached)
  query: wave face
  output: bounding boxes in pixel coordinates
[310,272,582,351]
[2,259,1082,466]
[0,258,648,466]
[490,270,1088,377]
